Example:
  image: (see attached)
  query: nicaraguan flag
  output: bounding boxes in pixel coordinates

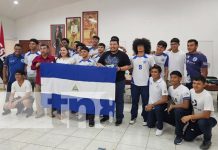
[40,63,116,116]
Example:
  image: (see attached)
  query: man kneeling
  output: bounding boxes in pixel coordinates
[165,71,191,145]
[3,70,34,117]
[182,76,217,150]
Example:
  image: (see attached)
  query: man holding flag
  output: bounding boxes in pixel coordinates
[98,37,131,126]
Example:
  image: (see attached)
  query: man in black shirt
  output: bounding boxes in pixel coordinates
[98,38,131,126]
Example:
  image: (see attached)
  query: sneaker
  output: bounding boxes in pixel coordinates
[155,129,163,136]
[174,136,183,145]
[115,120,122,126]
[142,121,147,126]
[26,108,34,118]
[100,117,109,123]
[89,121,95,127]
[200,141,211,150]
[129,118,136,125]
[35,112,45,118]
[2,109,11,116]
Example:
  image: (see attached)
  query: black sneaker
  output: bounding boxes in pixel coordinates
[89,121,95,127]
[115,120,122,126]
[200,141,211,150]
[2,109,11,116]
[174,136,183,145]
[100,117,109,123]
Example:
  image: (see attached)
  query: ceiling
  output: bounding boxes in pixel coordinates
[0,0,80,20]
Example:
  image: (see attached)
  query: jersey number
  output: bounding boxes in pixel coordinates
[139,65,142,70]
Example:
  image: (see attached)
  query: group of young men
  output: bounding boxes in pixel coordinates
[1,35,217,149]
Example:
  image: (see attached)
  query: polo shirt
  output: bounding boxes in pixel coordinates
[31,55,55,85]
[148,77,168,104]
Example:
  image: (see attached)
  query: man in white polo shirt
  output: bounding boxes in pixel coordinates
[3,70,33,117]
[165,71,191,145]
[145,65,168,136]
[182,76,217,150]
[24,39,40,89]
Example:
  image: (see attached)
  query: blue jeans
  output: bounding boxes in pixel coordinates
[130,84,149,121]
[115,80,125,121]
[184,117,217,142]
[164,108,191,137]
[147,104,167,130]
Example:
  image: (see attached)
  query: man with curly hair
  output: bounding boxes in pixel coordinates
[129,38,155,125]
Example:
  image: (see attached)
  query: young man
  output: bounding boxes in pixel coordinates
[89,36,100,57]
[186,39,208,89]
[153,40,169,81]
[98,38,131,126]
[166,71,191,145]
[111,36,127,53]
[77,46,96,127]
[182,76,217,150]
[31,44,55,118]
[129,38,155,125]
[24,39,40,90]
[146,65,168,136]
[2,44,25,115]
[3,70,34,117]
[93,43,105,62]
[168,38,186,82]
[72,42,85,64]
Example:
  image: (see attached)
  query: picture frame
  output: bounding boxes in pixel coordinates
[66,17,81,48]
[50,24,65,56]
[82,11,98,46]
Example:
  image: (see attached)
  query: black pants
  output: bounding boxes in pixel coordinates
[164,108,191,137]
[130,84,149,121]
[147,104,167,130]
[184,117,217,142]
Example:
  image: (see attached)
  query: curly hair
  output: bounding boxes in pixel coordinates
[132,38,151,54]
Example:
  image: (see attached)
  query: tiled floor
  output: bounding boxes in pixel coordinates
[0,92,218,150]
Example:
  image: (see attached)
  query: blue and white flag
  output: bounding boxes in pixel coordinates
[40,63,116,116]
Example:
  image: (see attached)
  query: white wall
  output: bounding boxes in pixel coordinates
[15,0,218,76]
[0,16,17,54]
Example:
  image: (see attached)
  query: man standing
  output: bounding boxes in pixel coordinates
[168,38,186,82]
[24,39,40,90]
[98,38,131,126]
[186,39,208,89]
[2,44,25,115]
[31,44,55,118]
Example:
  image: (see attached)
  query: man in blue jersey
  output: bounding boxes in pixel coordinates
[2,44,25,115]
[186,39,208,89]
[153,40,169,81]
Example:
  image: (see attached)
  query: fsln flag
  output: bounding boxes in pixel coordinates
[40,63,117,116]
[0,23,5,57]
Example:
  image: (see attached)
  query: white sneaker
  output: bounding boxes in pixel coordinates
[129,119,136,125]
[155,129,163,136]
[142,121,147,126]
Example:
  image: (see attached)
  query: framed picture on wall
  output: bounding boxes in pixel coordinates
[50,24,65,56]
[66,17,81,48]
[82,11,98,46]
